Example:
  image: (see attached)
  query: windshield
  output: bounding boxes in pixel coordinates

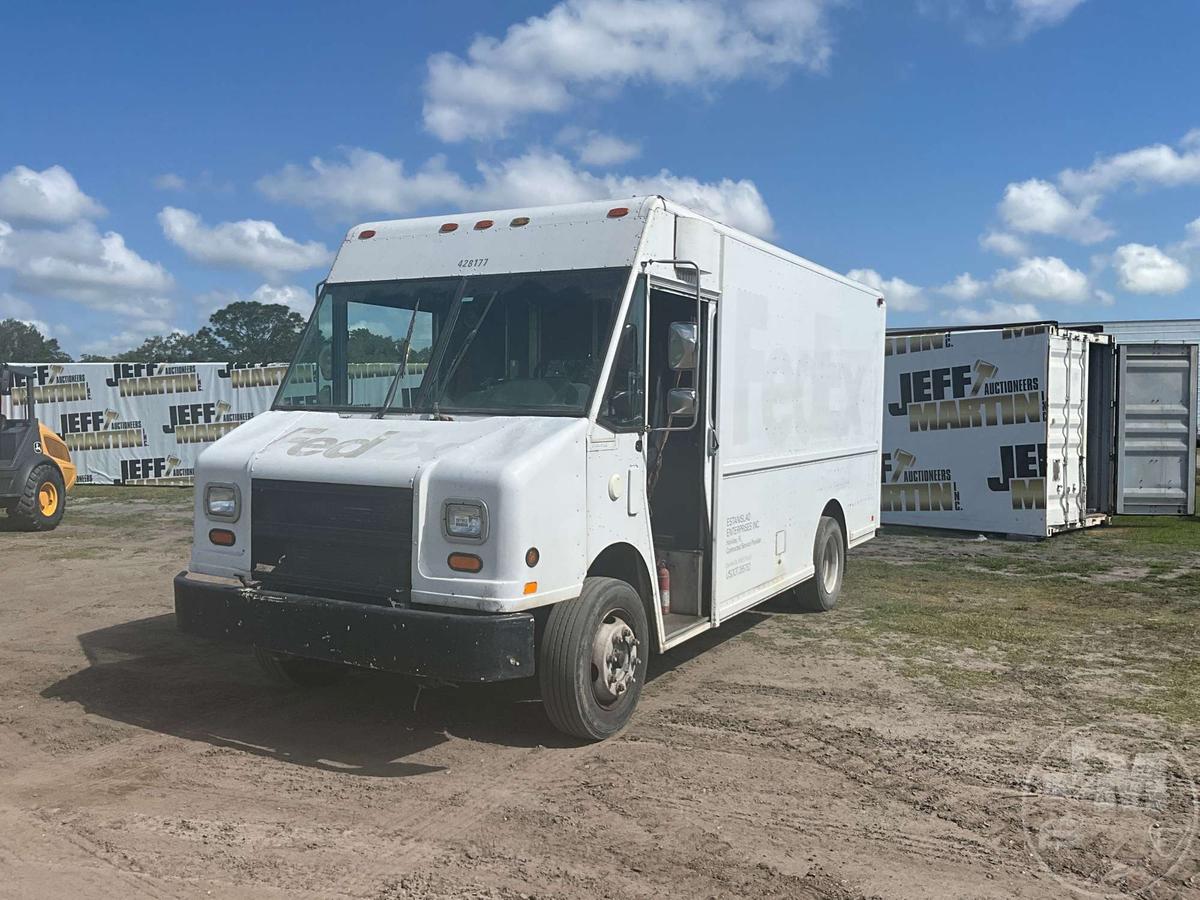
[274,267,630,416]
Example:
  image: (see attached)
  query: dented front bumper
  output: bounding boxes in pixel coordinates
[173,572,536,682]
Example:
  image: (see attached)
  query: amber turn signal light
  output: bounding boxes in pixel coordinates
[448,552,483,573]
[209,528,236,547]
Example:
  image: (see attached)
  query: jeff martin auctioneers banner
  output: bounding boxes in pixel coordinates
[7,362,287,485]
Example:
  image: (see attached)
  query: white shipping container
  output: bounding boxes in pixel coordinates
[881,324,1197,537]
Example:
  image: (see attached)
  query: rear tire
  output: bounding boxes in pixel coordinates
[796,515,844,612]
[8,463,66,532]
[253,646,348,688]
[539,576,649,741]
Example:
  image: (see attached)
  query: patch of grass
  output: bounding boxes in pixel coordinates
[838,536,1200,725]
[72,484,193,506]
[1100,515,1200,548]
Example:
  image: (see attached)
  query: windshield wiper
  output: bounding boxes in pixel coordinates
[373,298,421,418]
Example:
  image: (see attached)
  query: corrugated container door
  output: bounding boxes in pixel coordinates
[1116,344,1199,515]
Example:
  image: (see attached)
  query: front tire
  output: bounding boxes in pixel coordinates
[539,577,649,741]
[253,647,348,688]
[8,463,66,532]
[796,515,844,612]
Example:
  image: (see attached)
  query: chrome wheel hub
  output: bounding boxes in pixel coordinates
[820,535,839,593]
[592,614,639,705]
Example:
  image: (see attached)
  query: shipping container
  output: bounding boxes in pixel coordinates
[881,323,1197,537]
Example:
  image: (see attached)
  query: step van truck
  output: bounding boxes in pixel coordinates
[174,197,886,739]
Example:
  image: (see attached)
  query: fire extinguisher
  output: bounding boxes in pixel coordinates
[657,559,671,615]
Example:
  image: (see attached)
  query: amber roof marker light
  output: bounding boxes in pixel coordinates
[607,207,630,219]
[510,216,530,227]
[439,222,459,233]
[358,229,376,240]
[474,219,494,230]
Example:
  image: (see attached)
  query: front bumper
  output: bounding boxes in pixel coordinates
[174,572,536,682]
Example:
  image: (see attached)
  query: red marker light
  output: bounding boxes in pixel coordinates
[474,219,494,230]
[358,229,376,240]
[607,207,630,219]
[439,222,459,233]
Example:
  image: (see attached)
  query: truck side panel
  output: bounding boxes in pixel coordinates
[712,237,884,622]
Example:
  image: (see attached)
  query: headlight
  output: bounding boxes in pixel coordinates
[443,499,488,543]
[205,484,240,521]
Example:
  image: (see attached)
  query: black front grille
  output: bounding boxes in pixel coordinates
[251,479,414,602]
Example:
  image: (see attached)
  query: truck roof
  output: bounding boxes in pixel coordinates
[328,195,882,302]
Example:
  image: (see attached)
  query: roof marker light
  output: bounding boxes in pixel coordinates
[474,219,494,230]
[439,222,459,234]
[358,229,376,240]
[607,207,630,219]
[510,216,530,227]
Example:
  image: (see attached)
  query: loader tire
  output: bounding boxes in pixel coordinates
[8,463,66,532]
[539,576,649,741]
[796,515,844,612]
[253,646,348,688]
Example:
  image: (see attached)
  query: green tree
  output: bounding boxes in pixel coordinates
[0,319,72,362]
[210,301,306,363]
[82,327,230,363]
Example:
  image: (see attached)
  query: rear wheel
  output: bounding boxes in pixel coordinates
[253,647,348,688]
[539,576,649,741]
[796,515,844,612]
[8,463,66,532]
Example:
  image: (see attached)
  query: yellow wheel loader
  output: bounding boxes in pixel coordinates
[0,364,76,531]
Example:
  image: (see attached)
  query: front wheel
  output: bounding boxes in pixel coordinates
[8,463,66,532]
[796,515,845,612]
[539,577,649,741]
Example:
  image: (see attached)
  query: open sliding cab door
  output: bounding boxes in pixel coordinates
[1115,343,1199,515]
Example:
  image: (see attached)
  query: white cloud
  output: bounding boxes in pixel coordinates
[993,255,1090,303]
[158,207,331,277]
[1094,288,1115,307]
[1011,0,1087,36]
[153,173,187,191]
[0,292,54,337]
[258,150,471,220]
[846,268,927,311]
[998,178,1111,244]
[0,219,173,309]
[938,272,986,301]
[946,299,1042,324]
[422,0,835,141]
[0,165,105,225]
[79,320,178,357]
[1059,130,1200,196]
[258,147,775,236]
[920,0,1086,41]
[979,230,1030,258]
[1112,243,1190,295]
[249,283,313,317]
[1182,216,1200,249]
[196,283,314,319]
[576,133,641,167]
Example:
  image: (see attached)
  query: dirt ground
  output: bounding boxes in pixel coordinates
[1,487,1198,899]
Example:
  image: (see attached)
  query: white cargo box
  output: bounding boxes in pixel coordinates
[881,323,1197,537]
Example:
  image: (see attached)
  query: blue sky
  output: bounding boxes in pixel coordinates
[2,0,1198,357]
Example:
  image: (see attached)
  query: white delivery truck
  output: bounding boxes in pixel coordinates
[175,197,886,740]
[881,323,1198,537]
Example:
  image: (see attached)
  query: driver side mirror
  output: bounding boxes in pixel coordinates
[668,322,697,370]
[666,387,697,419]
